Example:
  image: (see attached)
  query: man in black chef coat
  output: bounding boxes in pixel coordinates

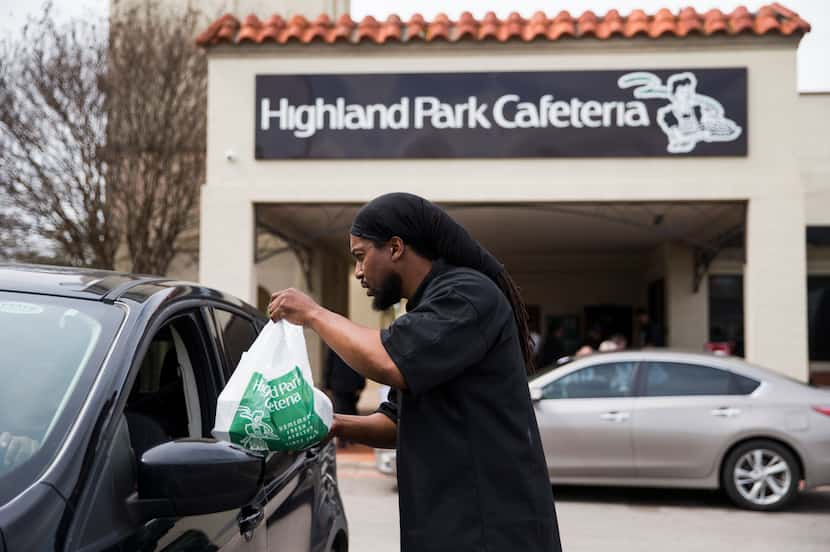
[268,193,561,552]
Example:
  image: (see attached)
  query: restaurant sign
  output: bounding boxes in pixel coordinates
[255,69,747,159]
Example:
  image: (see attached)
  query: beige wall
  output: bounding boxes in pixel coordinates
[204,39,802,203]
[665,243,709,351]
[798,93,830,226]
[201,36,811,380]
[509,253,645,329]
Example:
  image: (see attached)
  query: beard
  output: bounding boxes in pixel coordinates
[371,271,403,311]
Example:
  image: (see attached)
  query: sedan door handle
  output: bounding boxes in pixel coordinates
[238,505,264,542]
[600,411,630,422]
[710,407,741,418]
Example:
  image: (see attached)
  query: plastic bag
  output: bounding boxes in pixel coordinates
[213,320,333,452]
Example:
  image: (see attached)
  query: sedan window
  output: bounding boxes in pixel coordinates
[124,315,215,460]
[731,373,761,395]
[543,362,636,399]
[213,309,258,377]
[643,362,733,397]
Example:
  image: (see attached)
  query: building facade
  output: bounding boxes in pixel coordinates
[194,5,830,383]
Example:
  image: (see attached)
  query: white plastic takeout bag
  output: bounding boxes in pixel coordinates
[213,320,333,452]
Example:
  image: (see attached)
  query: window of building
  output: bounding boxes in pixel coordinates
[708,275,744,357]
[808,276,830,362]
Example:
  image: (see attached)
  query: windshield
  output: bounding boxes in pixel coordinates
[0,291,124,506]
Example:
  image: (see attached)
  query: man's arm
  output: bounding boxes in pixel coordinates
[309,308,406,389]
[331,412,397,449]
[268,289,407,389]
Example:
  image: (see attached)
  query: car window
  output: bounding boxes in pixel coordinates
[643,361,733,397]
[124,315,215,459]
[213,309,258,376]
[543,362,636,399]
[731,373,761,395]
[0,292,123,507]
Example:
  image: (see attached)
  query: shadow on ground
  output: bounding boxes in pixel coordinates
[551,485,830,513]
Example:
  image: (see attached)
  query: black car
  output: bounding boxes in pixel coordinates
[0,264,348,551]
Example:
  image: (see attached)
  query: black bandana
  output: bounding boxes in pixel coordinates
[350,193,503,283]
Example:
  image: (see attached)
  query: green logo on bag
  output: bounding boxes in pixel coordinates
[228,366,328,452]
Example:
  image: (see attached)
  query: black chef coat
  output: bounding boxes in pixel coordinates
[377,260,561,552]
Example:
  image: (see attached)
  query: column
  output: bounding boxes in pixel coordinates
[665,243,709,351]
[744,197,808,381]
[199,186,256,304]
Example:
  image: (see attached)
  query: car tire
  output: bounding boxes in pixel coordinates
[722,439,800,511]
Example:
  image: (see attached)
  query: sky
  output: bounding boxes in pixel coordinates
[1,0,828,91]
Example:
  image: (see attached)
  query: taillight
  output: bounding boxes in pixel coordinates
[813,406,830,417]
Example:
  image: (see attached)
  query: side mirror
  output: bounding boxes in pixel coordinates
[529,387,543,402]
[136,439,264,517]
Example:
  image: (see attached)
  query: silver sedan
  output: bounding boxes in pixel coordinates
[529,350,830,510]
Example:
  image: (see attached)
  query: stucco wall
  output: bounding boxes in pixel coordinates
[798,93,830,226]
[665,243,709,351]
[201,36,810,379]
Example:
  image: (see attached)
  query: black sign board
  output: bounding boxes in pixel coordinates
[255,69,747,159]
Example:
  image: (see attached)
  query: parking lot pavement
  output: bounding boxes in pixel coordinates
[337,452,830,552]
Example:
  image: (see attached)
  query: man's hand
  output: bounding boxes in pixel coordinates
[268,288,323,327]
[0,432,39,468]
[320,415,343,446]
[326,413,396,449]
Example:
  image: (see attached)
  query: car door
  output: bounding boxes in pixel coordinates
[71,310,266,552]
[534,361,638,478]
[209,307,320,551]
[632,360,755,479]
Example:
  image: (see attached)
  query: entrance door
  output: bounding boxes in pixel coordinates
[648,279,666,343]
[584,305,634,346]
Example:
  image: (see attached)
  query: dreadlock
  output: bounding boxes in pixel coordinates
[496,272,536,375]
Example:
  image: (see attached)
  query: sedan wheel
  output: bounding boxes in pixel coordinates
[723,440,799,511]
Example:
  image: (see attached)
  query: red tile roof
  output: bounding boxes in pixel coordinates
[196,3,810,48]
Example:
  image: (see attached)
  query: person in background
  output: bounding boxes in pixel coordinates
[586,324,604,350]
[527,308,543,356]
[636,308,665,347]
[536,320,566,368]
[611,333,628,350]
[574,323,604,357]
[599,333,628,352]
[324,348,366,447]
[575,344,595,357]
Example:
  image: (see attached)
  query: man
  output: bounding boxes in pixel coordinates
[636,308,664,348]
[268,193,561,552]
[535,320,566,368]
[323,348,365,447]
[324,348,366,417]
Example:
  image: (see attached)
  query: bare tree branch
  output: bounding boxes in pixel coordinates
[105,2,206,275]
[0,2,206,275]
[0,6,116,268]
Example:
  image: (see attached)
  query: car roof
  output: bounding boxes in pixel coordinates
[531,349,796,386]
[0,263,261,317]
[0,262,163,301]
